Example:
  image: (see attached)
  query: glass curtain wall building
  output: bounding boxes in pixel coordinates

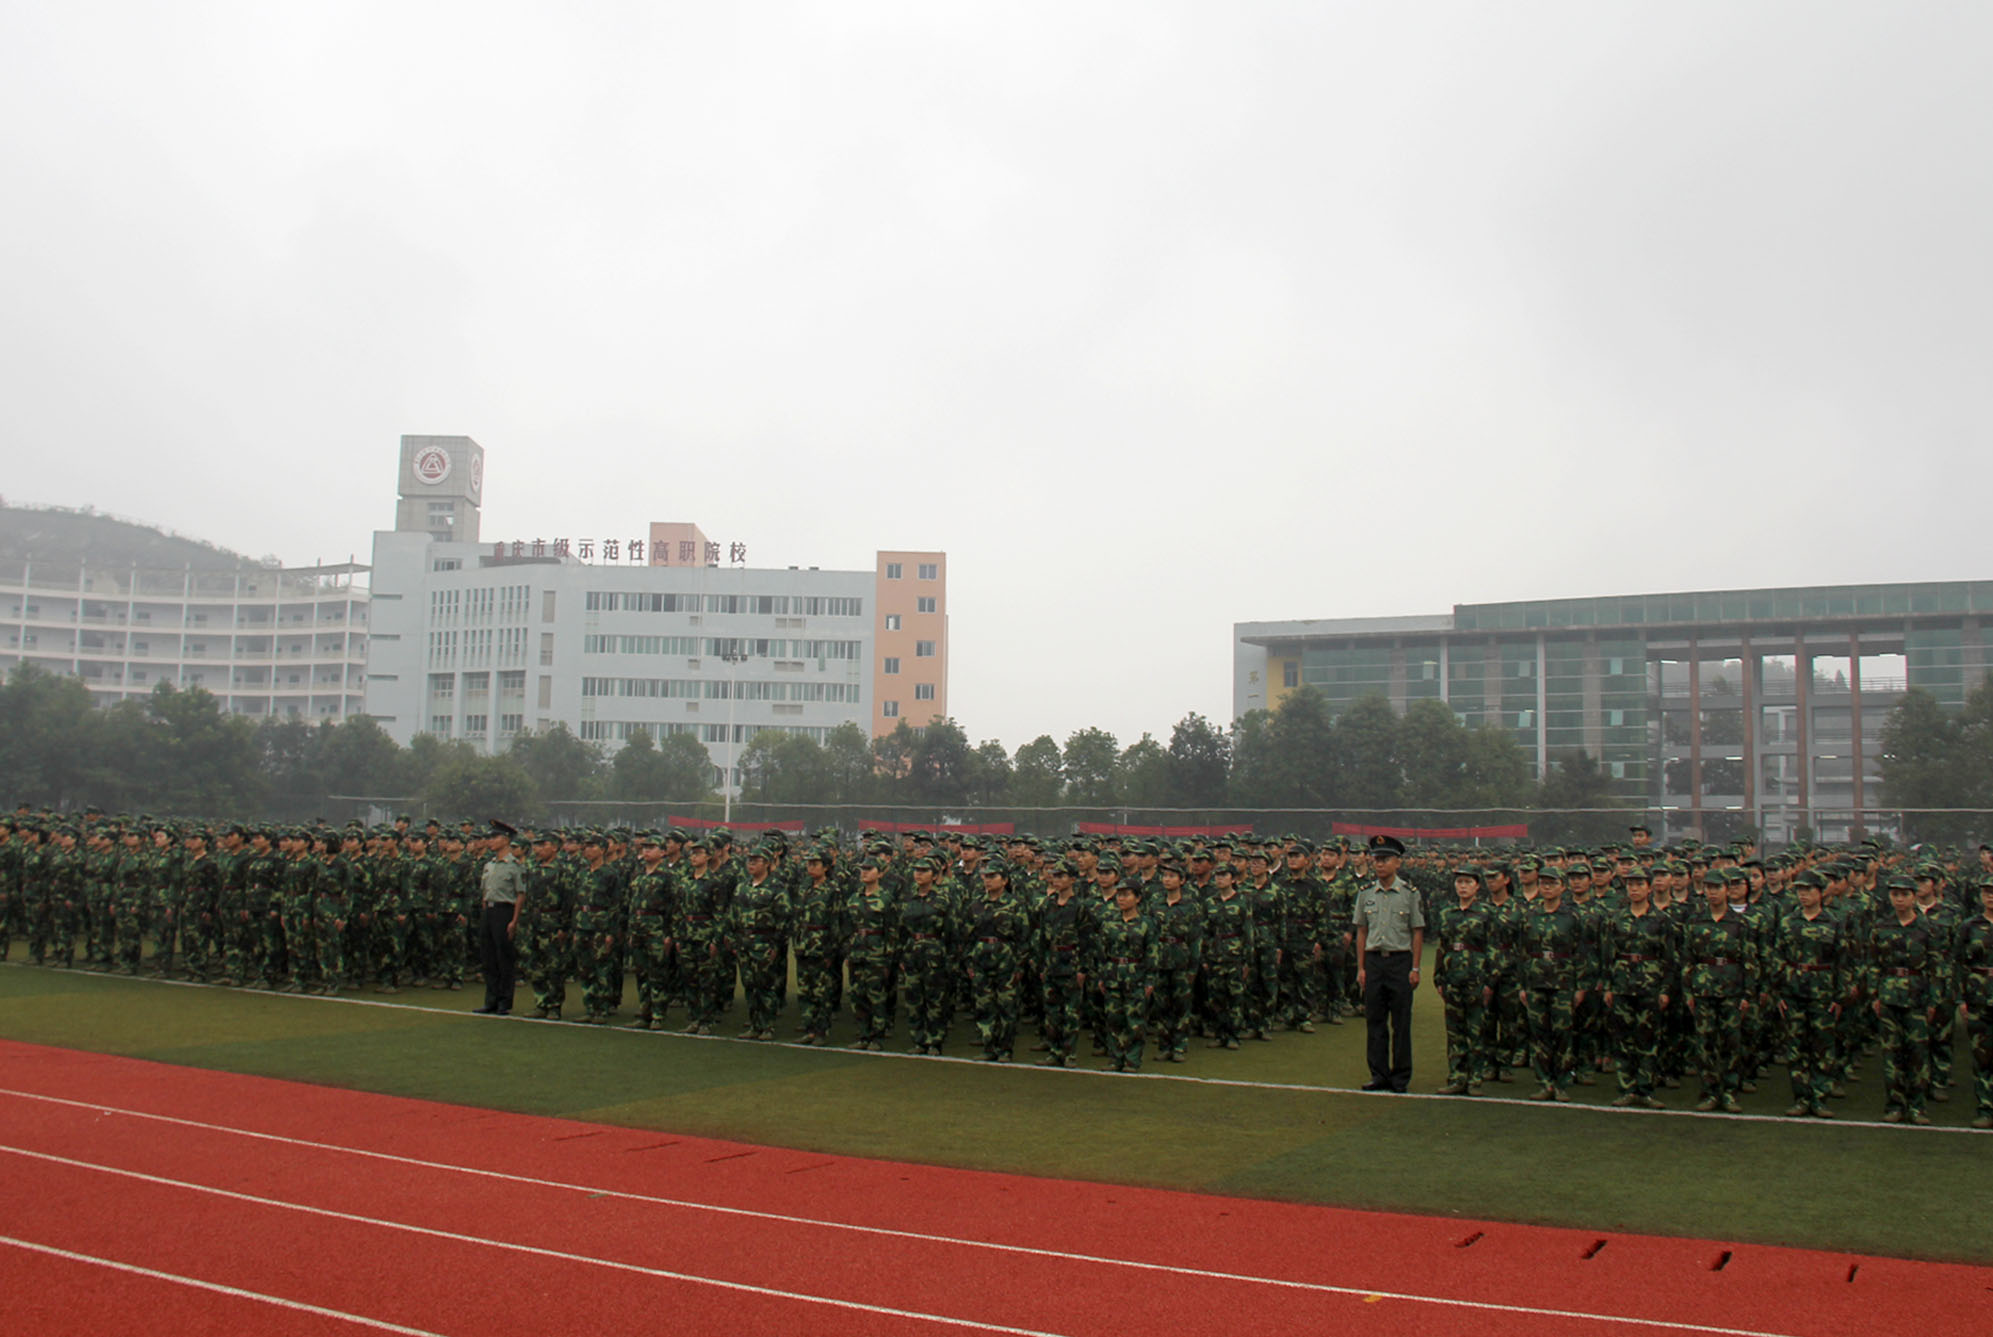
[1235,582,1993,844]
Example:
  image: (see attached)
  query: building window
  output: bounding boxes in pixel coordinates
[429,716,452,736]
[1283,662,1299,688]
[885,563,903,579]
[500,713,523,734]
[884,657,900,674]
[915,683,935,701]
[882,700,899,718]
[916,597,936,614]
[916,640,935,657]
[464,714,487,734]
[918,563,938,580]
[885,614,901,631]
[431,559,462,572]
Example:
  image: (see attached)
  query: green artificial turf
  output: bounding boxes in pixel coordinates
[3,960,1989,1265]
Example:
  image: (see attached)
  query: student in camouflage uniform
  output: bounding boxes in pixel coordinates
[1431,866,1499,1095]
[790,848,845,1045]
[845,856,899,1050]
[897,856,956,1054]
[1957,875,1993,1129]
[964,863,1028,1062]
[1242,850,1282,1041]
[1871,874,1940,1124]
[1034,861,1087,1066]
[1151,859,1204,1063]
[1681,871,1756,1113]
[572,834,625,1024]
[1599,866,1678,1108]
[1517,867,1585,1101]
[310,831,351,993]
[1091,859,1158,1072]
[522,834,572,1017]
[1913,868,1960,1099]
[1200,863,1254,1050]
[109,827,152,976]
[1274,843,1323,1031]
[1773,870,1849,1118]
[625,833,678,1029]
[728,845,791,1041]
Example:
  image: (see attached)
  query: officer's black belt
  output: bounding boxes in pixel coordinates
[1366,949,1409,957]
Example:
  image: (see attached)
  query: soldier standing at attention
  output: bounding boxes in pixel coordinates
[1092,858,1158,1073]
[1600,865,1679,1109]
[1353,835,1424,1094]
[728,844,791,1041]
[1957,875,1993,1129]
[625,833,677,1030]
[1774,870,1849,1118]
[1431,865,1497,1096]
[845,856,899,1050]
[1871,874,1940,1124]
[1517,867,1584,1101]
[1681,870,1755,1113]
[790,848,845,1046]
[965,863,1027,1062]
[1034,860,1087,1066]
[898,856,956,1055]
[472,820,526,1016]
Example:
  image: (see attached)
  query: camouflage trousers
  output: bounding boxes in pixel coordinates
[0,890,15,959]
[1783,993,1839,1111]
[1203,954,1249,1045]
[110,897,149,974]
[847,951,895,1042]
[627,915,675,1021]
[1440,985,1494,1086]
[1525,986,1577,1090]
[1876,1002,1932,1116]
[1965,1002,1993,1116]
[1040,970,1082,1062]
[84,891,114,964]
[431,909,469,986]
[1275,943,1318,1026]
[681,935,729,1026]
[222,910,261,983]
[1101,973,1149,1070]
[736,936,785,1032]
[371,913,409,986]
[578,932,623,1018]
[182,911,218,979]
[1609,991,1665,1098]
[280,904,315,988]
[1689,995,1747,1101]
[1929,994,1958,1088]
[1248,947,1280,1032]
[1490,977,1527,1068]
[315,904,349,989]
[903,946,954,1049]
[257,909,289,988]
[1152,965,1196,1058]
[528,929,570,1014]
[794,952,838,1038]
[968,957,1019,1059]
[29,897,73,966]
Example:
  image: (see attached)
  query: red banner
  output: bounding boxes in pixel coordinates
[858,820,1017,836]
[1075,823,1255,838]
[1332,822,1529,841]
[669,816,808,833]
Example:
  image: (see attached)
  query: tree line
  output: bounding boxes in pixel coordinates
[0,663,1651,836]
[1876,675,1993,844]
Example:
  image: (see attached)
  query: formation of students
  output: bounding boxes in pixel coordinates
[2,809,1989,1121]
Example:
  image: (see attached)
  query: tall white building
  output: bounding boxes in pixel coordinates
[1,506,367,719]
[362,437,936,791]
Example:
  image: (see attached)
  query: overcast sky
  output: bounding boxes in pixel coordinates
[4,3,1988,753]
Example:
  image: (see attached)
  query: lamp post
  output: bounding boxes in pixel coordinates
[721,646,748,825]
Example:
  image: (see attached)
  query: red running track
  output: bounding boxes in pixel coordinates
[0,1039,1985,1336]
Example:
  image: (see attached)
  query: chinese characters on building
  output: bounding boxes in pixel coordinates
[492,539,748,566]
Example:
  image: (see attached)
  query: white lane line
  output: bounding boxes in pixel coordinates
[7,961,1981,1135]
[0,1232,452,1336]
[0,1104,1808,1337]
[0,1143,1070,1337]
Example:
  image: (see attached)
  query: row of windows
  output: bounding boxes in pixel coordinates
[576,720,700,742]
[1455,583,1993,630]
[879,686,938,717]
[582,635,702,656]
[879,645,936,671]
[883,563,940,581]
[580,677,862,703]
[583,591,865,617]
[578,722,840,746]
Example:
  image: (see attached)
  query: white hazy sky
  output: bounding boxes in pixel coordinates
[4,3,1988,753]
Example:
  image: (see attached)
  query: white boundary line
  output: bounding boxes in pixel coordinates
[5,960,1986,1136]
[0,1232,452,1336]
[0,1142,1072,1337]
[0,1093,1813,1337]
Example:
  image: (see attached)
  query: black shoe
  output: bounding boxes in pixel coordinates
[471,1005,498,1015]
[1361,1080,1392,1092]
